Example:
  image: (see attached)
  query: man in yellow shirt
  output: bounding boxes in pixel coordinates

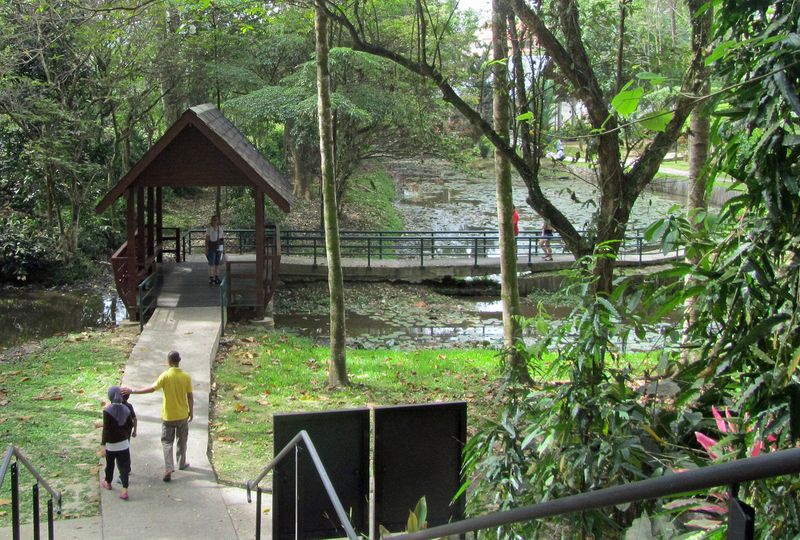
[123,350,193,482]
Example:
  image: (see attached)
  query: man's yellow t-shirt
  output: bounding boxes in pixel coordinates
[154,367,192,421]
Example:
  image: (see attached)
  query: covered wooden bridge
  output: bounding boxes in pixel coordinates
[95,104,292,321]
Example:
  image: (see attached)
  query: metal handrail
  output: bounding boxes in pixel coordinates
[1,445,63,539]
[246,430,358,540]
[0,446,62,509]
[179,227,656,265]
[393,447,800,539]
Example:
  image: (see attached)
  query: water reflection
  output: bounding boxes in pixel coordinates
[275,298,676,352]
[0,289,127,351]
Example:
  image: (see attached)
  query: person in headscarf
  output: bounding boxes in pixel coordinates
[100,386,135,500]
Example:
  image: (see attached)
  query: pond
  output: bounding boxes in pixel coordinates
[390,158,685,233]
[272,281,677,352]
[0,288,126,352]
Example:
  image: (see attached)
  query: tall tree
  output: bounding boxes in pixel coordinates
[491,0,530,383]
[315,0,348,387]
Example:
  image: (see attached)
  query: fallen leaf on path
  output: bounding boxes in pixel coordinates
[234,403,249,413]
[219,436,237,442]
[0,498,11,506]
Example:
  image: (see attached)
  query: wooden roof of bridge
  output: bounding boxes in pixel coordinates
[95,104,292,213]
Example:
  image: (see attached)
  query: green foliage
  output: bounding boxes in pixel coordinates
[341,168,404,230]
[0,213,58,283]
[465,268,671,538]
[379,496,428,538]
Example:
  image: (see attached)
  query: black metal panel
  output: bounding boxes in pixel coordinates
[727,497,755,540]
[272,408,369,539]
[374,402,467,537]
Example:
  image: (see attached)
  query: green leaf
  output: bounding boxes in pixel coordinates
[706,40,737,65]
[639,110,674,132]
[611,82,643,117]
[516,111,533,122]
[406,509,419,532]
[636,72,667,85]
[729,314,790,357]
[413,496,427,529]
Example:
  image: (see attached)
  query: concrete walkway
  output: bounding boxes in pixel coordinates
[97,262,256,539]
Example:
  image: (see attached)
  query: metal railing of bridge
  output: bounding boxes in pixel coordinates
[0,445,62,540]
[181,228,670,267]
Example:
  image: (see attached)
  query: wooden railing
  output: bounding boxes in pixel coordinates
[110,235,162,319]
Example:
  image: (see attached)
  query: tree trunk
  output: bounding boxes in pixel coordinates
[681,0,713,361]
[316,0,348,387]
[159,7,183,126]
[492,0,531,384]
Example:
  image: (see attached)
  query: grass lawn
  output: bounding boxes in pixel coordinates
[0,328,136,526]
[210,328,504,483]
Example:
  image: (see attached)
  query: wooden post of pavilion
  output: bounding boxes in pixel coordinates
[156,187,164,262]
[125,188,137,314]
[136,186,145,269]
[255,188,265,317]
[147,187,155,259]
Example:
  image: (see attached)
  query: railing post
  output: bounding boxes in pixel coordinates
[11,462,19,540]
[313,238,318,267]
[47,499,54,540]
[638,234,643,263]
[379,232,384,260]
[255,486,262,540]
[295,445,304,540]
[32,483,40,540]
[367,238,372,268]
[473,238,479,267]
[528,237,533,264]
[419,237,424,267]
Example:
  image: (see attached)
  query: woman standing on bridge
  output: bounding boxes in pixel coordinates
[205,214,225,285]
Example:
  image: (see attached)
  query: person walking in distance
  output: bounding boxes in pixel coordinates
[539,218,555,261]
[123,350,193,482]
[205,214,225,285]
[512,205,520,237]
